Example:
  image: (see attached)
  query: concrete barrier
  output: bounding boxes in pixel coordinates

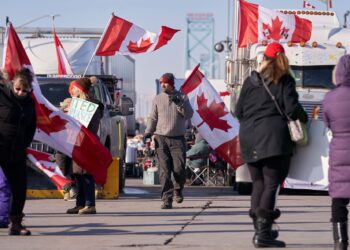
[27,157,120,199]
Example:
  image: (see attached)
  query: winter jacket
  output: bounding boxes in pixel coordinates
[235,71,307,163]
[72,99,104,174]
[323,54,350,198]
[0,83,36,162]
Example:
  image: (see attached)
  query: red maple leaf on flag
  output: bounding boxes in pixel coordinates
[196,93,232,132]
[127,37,153,53]
[262,17,290,41]
[35,102,68,135]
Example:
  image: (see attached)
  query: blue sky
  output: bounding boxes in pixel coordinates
[0,0,347,97]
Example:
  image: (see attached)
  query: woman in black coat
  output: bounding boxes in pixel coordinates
[0,68,36,236]
[236,42,307,248]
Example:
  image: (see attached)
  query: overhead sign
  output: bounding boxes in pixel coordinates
[68,97,98,127]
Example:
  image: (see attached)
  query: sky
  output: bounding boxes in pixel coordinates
[0,0,347,113]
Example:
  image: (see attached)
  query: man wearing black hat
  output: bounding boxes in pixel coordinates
[144,73,193,209]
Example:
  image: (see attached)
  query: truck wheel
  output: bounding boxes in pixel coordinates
[235,182,252,195]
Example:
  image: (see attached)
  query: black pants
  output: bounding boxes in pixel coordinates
[154,135,186,201]
[0,159,27,216]
[331,198,349,223]
[247,155,290,212]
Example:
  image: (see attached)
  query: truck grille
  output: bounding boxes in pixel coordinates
[299,101,323,121]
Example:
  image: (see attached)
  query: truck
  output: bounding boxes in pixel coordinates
[228,7,350,193]
[22,36,137,136]
[14,33,136,191]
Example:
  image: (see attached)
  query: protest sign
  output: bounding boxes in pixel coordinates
[68,97,98,127]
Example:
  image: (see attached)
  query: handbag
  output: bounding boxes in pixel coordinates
[261,78,308,146]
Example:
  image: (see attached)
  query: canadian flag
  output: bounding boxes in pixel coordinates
[181,65,244,169]
[95,14,180,56]
[26,148,74,190]
[53,31,74,75]
[238,0,312,48]
[3,22,112,184]
[303,0,316,9]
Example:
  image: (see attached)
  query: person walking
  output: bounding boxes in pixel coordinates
[0,67,37,235]
[323,54,350,250]
[235,42,308,248]
[65,77,103,215]
[144,73,193,209]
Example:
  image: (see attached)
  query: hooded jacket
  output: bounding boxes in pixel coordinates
[0,83,36,162]
[323,54,350,198]
[236,71,307,163]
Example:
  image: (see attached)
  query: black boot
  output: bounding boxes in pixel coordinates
[9,214,31,236]
[249,209,279,243]
[333,221,348,250]
[254,208,285,248]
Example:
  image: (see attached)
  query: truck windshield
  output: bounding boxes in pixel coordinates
[291,65,335,89]
[38,80,71,107]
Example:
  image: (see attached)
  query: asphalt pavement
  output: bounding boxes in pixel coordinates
[1,178,334,250]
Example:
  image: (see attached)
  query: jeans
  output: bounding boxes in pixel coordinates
[0,167,10,224]
[75,174,95,207]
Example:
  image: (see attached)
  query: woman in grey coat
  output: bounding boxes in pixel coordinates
[323,54,350,250]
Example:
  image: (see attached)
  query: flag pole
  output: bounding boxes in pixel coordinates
[83,13,114,77]
[230,0,239,114]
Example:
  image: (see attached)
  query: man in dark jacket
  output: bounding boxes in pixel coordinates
[144,73,193,209]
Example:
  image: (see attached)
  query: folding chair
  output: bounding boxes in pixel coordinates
[206,152,228,186]
[186,156,209,186]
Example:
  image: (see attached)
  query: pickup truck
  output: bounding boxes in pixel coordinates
[29,75,134,190]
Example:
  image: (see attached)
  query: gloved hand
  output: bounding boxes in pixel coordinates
[143,133,152,144]
[169,93,182,105]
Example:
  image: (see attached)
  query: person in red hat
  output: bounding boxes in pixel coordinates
[65,77,104,215]
[235,42,308,248]
[144,72,193,209]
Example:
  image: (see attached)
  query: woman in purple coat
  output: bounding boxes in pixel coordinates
[323,54,350,250]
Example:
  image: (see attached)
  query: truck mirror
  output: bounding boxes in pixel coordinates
[120,96,134,116]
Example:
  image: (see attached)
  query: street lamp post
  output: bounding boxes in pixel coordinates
[16,14,60,29]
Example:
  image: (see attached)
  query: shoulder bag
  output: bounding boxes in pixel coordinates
[261,78,308,146]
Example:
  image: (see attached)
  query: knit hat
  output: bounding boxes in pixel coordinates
[159,73,175,86]
[264,42,285,59]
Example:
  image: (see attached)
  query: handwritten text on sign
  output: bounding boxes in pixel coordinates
[68,97,98,127]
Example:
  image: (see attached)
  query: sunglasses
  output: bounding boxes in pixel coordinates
[14,87,32,94]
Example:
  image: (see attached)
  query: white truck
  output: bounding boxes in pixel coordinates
[230,8,350,193]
